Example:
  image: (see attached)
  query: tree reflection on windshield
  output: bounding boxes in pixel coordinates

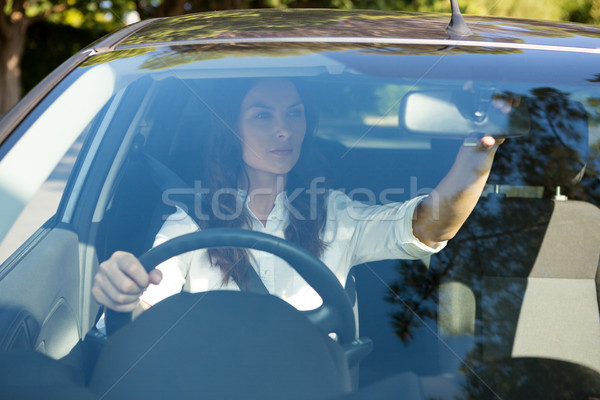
[462,358,600,398]
[382,86,599,396]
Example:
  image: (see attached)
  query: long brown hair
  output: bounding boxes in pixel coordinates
[197,78,328,287]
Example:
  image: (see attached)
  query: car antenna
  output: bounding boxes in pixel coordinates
[447,0,473,37]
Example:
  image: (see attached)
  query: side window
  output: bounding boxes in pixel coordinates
[0,64,117,265]
[0,131,88,264]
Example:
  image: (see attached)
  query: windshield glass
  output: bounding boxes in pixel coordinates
[7,42,600,398]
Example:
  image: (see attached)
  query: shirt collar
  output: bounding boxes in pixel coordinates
[237,188,288,224]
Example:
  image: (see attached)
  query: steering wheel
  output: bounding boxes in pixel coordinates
[105,228,356,344]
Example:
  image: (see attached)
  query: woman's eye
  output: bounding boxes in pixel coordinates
[255,111,272,120]
[288,108,304,118]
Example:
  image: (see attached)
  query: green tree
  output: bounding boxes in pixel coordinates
[0,0,115,117]
[1,1,67,117]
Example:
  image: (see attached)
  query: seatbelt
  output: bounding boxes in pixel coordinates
[138,150,270,296]
[234,264,270,295]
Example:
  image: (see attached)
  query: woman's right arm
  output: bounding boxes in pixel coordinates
[91,251,163,315]
[93,207,198,316]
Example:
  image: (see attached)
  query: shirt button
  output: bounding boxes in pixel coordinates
[264,270,270,276]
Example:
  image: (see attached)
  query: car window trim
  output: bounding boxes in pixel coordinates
[61,89,127,224]
[115,37,600,55]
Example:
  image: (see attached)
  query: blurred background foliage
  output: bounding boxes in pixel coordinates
[1,0,599,116]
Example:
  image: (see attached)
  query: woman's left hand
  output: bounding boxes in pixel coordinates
[478,135,505,150]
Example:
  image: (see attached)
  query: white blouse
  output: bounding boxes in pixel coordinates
[139,190,446,311]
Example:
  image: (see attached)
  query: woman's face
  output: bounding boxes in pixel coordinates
[238,79,306,183]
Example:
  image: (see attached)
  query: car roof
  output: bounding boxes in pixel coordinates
[101,9,600,54]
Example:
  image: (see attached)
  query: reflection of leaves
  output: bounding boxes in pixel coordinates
[83,8,600,74]
[586,97,600,126]
[461,357,600,399]
[131,42,524,74]
[588,73,600,83]
[472,16,600,40]
[383,86,600,396]
[102,40,524,74]
[119,9,600,48]
[385,260,441,343]
[385,86,590,358]
[137,43,354,71]
[387,196,552,346]
[120,10,399,45]
[490,87,589,198]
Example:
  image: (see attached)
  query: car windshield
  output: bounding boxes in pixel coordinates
[2,40,600,398]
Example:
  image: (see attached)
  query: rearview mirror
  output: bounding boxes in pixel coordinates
[399,89,531,139]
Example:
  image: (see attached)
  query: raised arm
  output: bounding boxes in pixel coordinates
[413,136,503,247]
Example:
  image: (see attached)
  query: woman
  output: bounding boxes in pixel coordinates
[92,78,502,317]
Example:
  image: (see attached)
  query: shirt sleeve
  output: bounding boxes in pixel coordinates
[327,191,446,266]
[139,207,199,306]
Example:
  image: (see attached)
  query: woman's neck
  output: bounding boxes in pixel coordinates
[243,170,287,225]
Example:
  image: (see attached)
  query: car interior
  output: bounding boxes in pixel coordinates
[1,66,600,399]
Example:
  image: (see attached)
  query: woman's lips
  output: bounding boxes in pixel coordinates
[270,148,293,156]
